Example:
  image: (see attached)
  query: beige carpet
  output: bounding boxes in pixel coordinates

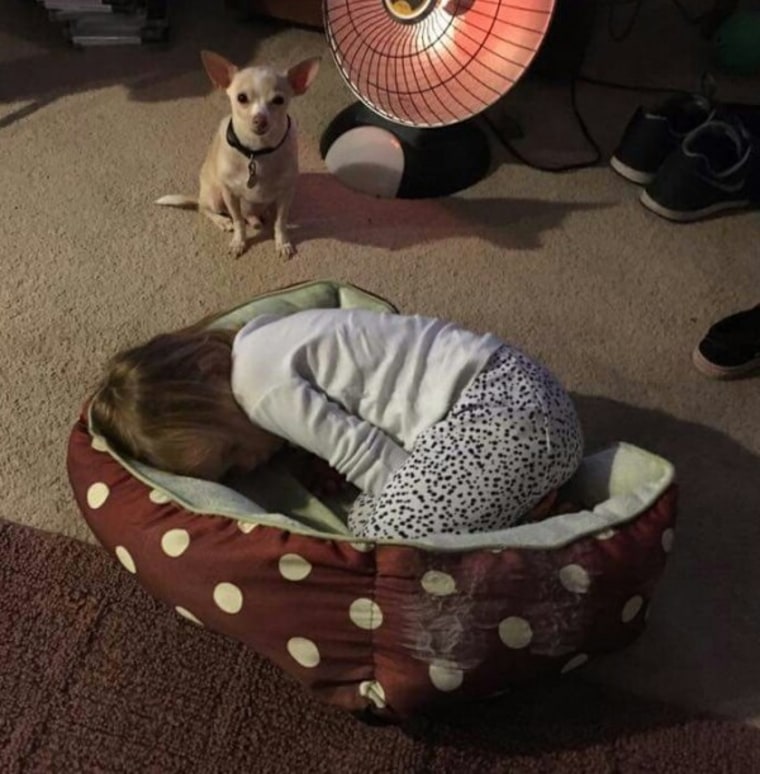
[1,0,760,725]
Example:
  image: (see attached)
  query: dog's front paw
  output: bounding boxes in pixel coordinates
[229,236,247,258]
[276,240,296,260]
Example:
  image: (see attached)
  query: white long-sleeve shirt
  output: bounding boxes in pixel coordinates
[231,308,501,496]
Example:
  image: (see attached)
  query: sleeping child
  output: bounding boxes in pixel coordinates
[91,308,583,539]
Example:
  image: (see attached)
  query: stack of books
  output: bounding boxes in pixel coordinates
[37,0,169,46]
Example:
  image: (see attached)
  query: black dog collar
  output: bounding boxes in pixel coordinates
[226,116,292,188]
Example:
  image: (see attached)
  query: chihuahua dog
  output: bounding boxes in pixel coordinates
[156,51,320,259]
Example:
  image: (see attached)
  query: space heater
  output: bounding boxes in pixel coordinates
[321,0,556,197]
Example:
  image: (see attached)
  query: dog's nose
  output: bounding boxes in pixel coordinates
[252,115,269,131]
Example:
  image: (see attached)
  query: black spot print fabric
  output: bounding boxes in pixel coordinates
[349,345,584,540]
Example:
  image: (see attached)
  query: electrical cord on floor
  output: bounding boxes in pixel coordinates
[607,0,643,42]
[575,75,690,94]
[669,0,704,26]
[489,0,711,173]
[607,0,701,39]
[483,78,603,174]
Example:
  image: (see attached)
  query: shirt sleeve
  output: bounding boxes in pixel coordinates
[254,379,410,497]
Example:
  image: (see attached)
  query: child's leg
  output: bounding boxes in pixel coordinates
[348,346,583,541]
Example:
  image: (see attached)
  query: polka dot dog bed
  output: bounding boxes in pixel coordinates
[67,281,678,721]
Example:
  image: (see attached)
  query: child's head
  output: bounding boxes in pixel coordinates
[91,327,271,480]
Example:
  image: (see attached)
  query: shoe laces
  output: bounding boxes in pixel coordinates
[683,114,752,175]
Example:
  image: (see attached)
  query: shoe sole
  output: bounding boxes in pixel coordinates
[610,156,656,185]
[641,191,752,222]
[692,346,760,379]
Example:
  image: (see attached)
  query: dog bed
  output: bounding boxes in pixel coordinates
[67,280,678,720]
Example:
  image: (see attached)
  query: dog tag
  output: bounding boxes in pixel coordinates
[247,158,257,188]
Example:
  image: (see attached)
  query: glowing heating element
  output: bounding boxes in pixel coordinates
[325,0,556,127]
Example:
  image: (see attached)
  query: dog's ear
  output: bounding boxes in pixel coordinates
[286,57,321,96]
[201,50,238,90]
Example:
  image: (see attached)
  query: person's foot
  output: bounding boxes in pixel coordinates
[640,116,760,221]
[693,304,760,378]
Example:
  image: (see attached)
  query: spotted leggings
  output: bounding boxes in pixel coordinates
[347,345,583,540]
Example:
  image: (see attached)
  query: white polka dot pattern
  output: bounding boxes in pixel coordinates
[213,582,243,614]
[175,606,202,625]
[622,595,644,623]
[87,482,109,509]
[287,637,320,668]
[71,412,676,714]
[498,616,533,649]
[421,570,457,596]
[349,598,383,630]
[559,564,590,594]
[278,554,312,581]
[115,545,136,574]
[161,529,190,558]
[91,435,108,452]
[359,680,386,708]
[149,489,171,505]
[429,661,463,692]
[561,653,589,673]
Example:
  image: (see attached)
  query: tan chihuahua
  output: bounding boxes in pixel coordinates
[156,51,320,259]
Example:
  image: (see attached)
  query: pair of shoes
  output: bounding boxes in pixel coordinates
[611,91,760,221]
[693,304,760,378]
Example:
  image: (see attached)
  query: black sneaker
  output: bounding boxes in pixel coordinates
[611,92,716,185]
[693,304,760,378]
[640,117,760,221]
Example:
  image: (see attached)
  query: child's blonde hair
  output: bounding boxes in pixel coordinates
[91,326,248,478]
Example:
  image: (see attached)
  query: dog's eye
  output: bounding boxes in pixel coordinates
[237,93,249,104]
[271,95,285,106]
